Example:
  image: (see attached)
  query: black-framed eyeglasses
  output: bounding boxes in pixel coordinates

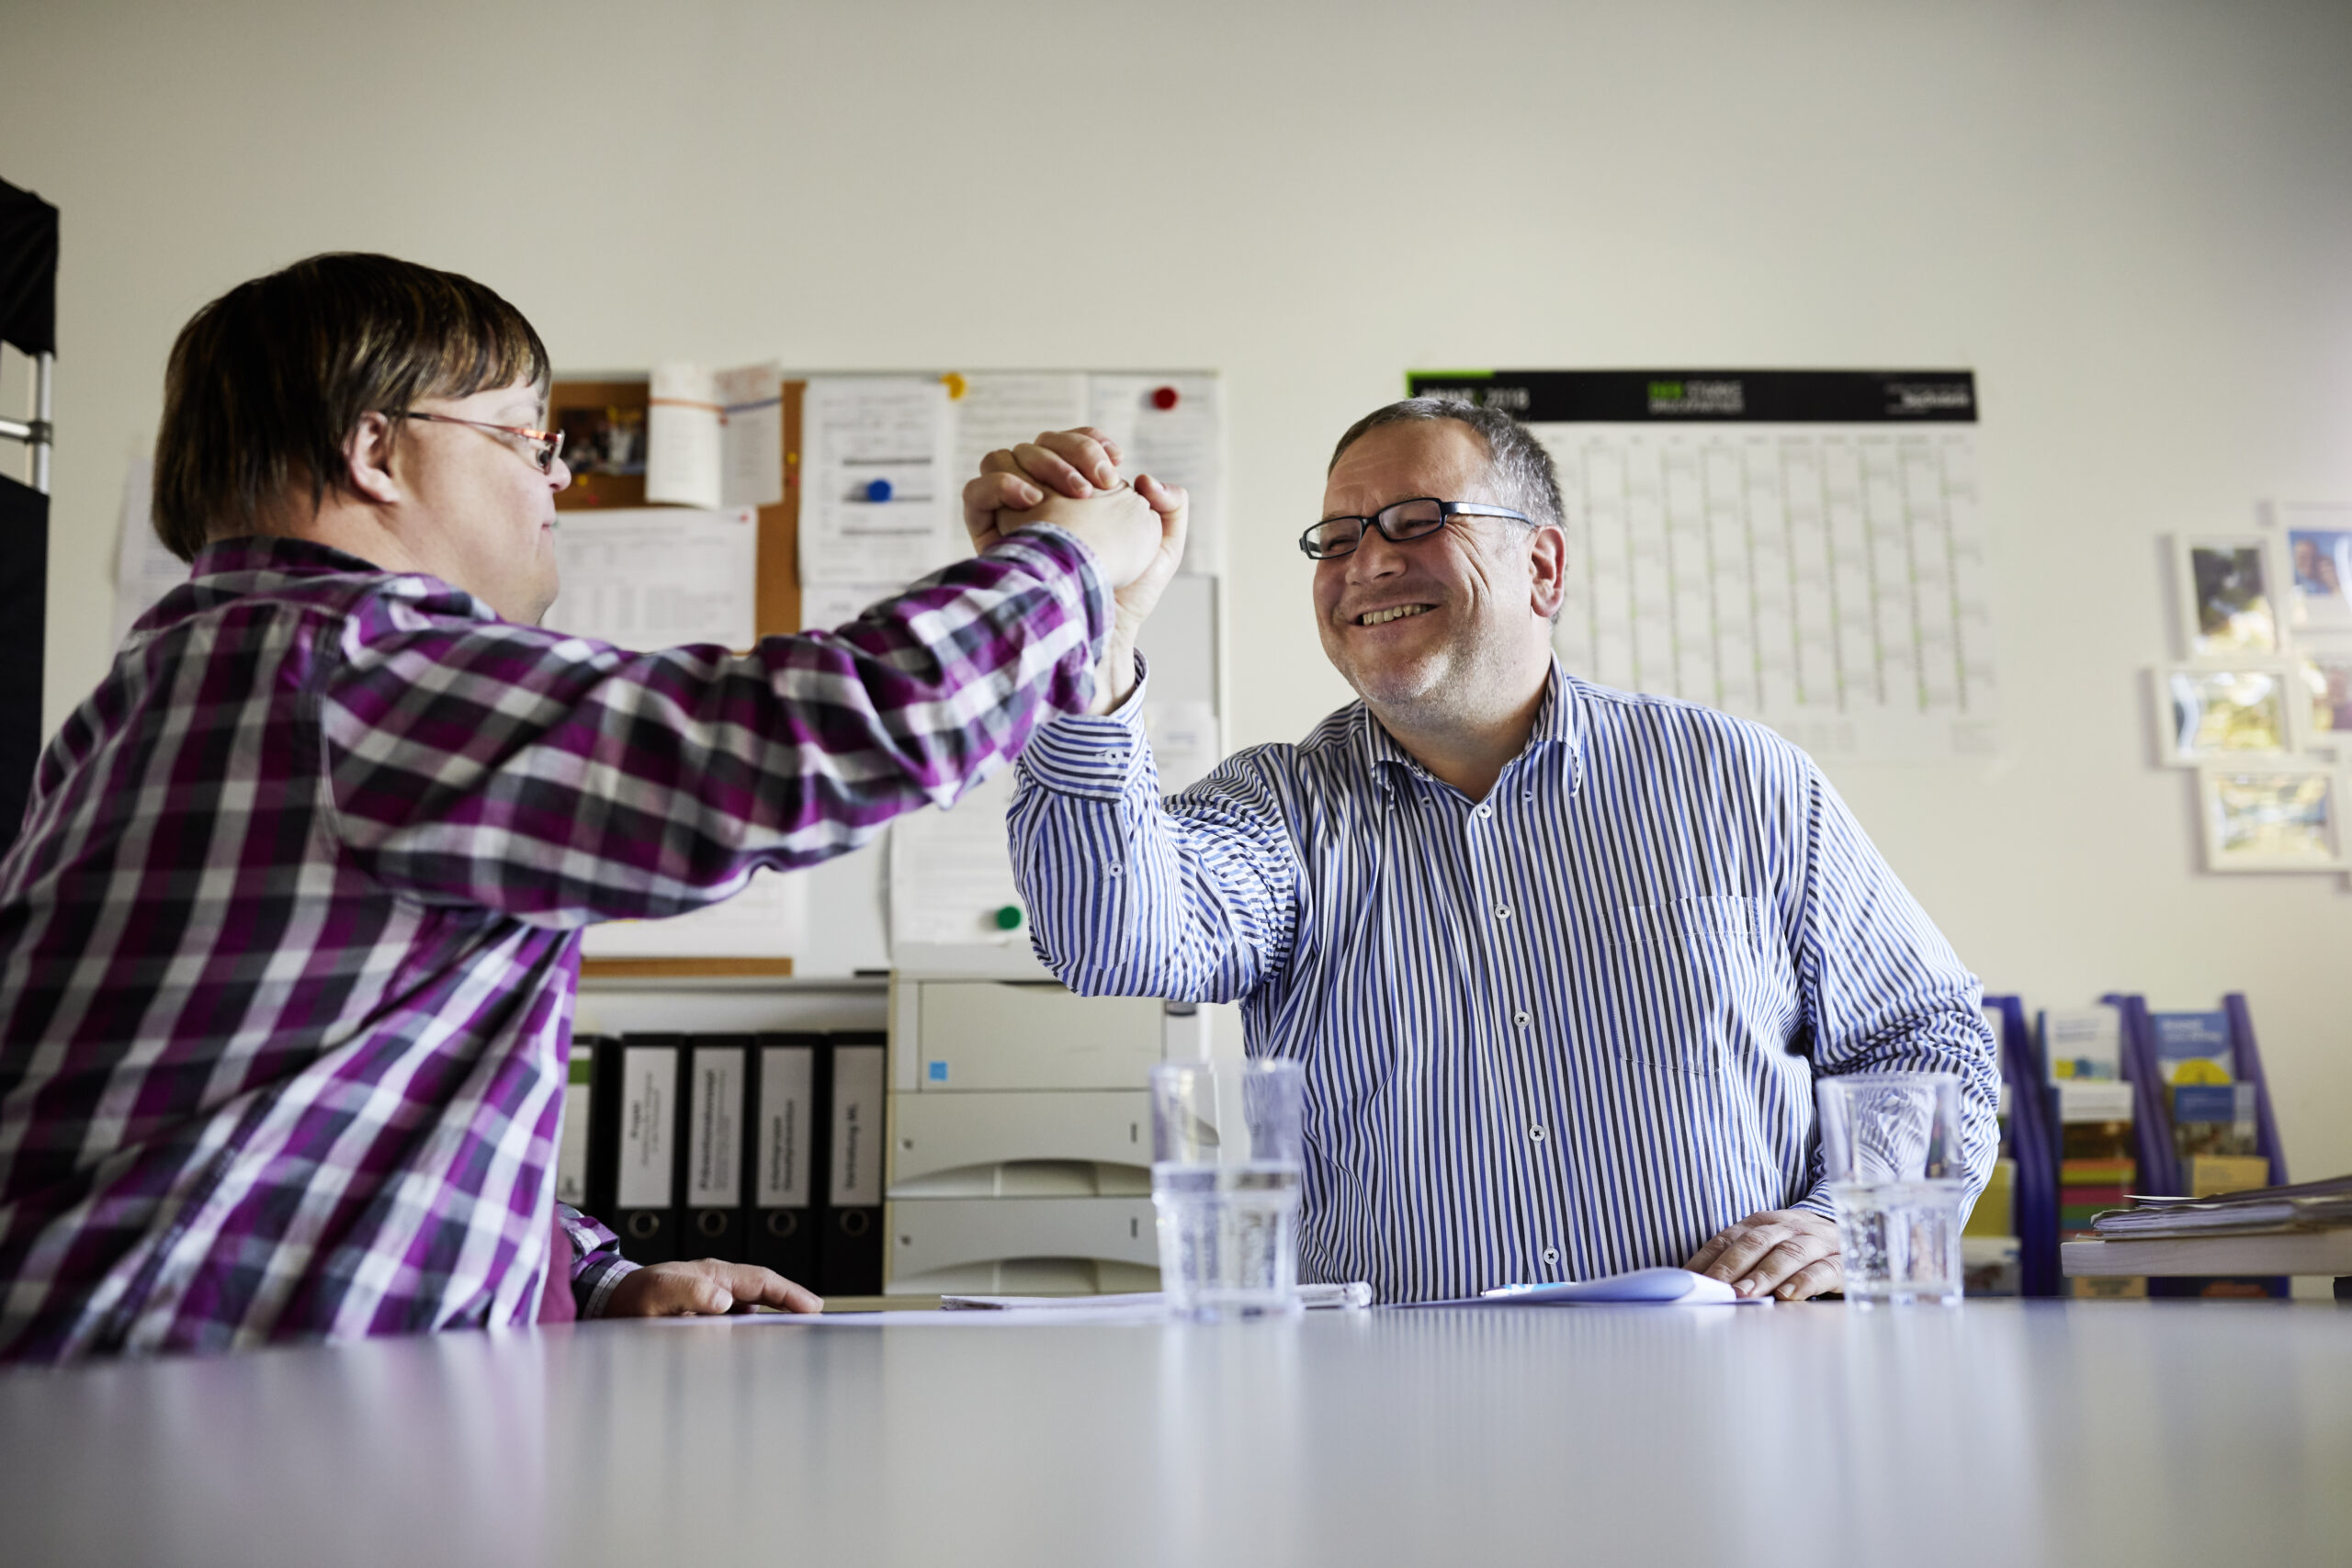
[1297,498,1530,560]
[399,411,566,474]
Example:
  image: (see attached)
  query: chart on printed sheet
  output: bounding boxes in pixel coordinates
[1408,370,2000,761]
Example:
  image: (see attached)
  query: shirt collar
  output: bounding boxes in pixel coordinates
[190,534,395,582]
[1358,657,1587,795]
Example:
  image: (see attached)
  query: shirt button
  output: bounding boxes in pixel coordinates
[1530,1125,1547,1142]
[1106,863,1123,877]
[1514,1010,1531,1028]
[1495,904,1511,920]
[1474,805,1491,818]
[1543,1247,1561,1265]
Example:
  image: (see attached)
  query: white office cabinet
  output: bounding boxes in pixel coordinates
[885,1197,1159,1295]
[893,980,1162,1092]
[888,1090,1149,1194]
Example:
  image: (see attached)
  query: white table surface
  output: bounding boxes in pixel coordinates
[2,1300,2346,1568]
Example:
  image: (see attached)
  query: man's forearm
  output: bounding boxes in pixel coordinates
[1090,637,1140,716]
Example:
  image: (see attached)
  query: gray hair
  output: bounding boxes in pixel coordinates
[1327,397,1564,532]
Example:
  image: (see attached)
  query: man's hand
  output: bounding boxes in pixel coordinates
[1684,1208,1842,1300]
[966,428,1188,714]
[600,1258,823,1317]
[961,425,1124,555]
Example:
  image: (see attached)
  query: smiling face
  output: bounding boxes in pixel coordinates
[1313,419,1564,725]
[387,380,570,624]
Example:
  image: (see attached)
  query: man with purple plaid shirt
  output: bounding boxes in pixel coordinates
[0,254,1185,1360]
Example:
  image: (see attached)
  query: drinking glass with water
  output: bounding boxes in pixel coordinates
[1149,1060,1306,1322]
[1815,1072,1971,1306]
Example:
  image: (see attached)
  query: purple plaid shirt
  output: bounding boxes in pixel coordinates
[0,528,1107,1360]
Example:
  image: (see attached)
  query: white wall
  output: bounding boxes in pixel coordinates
[6,0,2350,1179]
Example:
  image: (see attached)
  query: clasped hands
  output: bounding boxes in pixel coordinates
[961,427,1189,715]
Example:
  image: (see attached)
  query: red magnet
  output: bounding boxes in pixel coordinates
[1150,385,1180,411]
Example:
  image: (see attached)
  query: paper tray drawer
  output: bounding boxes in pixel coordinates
[908,982,1162,1090]
[888,1091,1148,1190]
[886,1197,1157,1287]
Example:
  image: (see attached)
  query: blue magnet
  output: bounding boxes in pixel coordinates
[864,478,894,503]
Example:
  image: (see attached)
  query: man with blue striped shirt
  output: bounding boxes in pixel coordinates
[968,400,1999,1305]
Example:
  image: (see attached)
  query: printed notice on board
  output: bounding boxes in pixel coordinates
[946,372,1089,497]
[582,867,808,960]
[799,377,958,586]
[1087,374,1226,577]
[888,767,1028,951]
[544,506,759,650]
[1407,370,1999,761]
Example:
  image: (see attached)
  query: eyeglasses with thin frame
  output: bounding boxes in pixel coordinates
[1298,497,1531,560]
[399,411,566,474]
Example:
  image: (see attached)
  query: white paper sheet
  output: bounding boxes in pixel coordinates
[581,867,808,960]
[798,581,898,632]
[543,506,758,650]
[646,361,723,509]
[676,1303,1170,1327]
[1538,423,1998,761]
[111,456,186,646]
[1087,374,1226,576]
[715,361,785,509]
[799,377,958,586]
[1143,699,1220,794]
[888,767,1027,951]
[946,372,1090,499]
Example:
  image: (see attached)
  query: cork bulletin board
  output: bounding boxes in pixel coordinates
[551,374,807,978]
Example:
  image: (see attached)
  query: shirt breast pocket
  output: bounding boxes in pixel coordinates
[1592,895,1772,1076]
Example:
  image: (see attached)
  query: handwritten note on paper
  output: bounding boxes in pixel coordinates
[715,362,785,509]
[581,866,808,960]
[947,373,1090,498]
[544,506,759,650]
[646,361,724,509]
[1087,374,1227,576]
[800,377,957,587]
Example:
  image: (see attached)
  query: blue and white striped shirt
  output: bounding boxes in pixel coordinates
[1010,659,1998,1304]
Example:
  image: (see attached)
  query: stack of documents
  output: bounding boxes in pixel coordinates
[2090,1173,2352,1237]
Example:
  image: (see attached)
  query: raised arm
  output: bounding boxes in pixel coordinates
[320,527,1125,921]
[1008,666,1302,1004]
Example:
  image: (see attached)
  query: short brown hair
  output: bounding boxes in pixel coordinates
[152,253,549,560]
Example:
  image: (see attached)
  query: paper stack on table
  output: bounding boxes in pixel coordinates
[2090,1173,2352,1237]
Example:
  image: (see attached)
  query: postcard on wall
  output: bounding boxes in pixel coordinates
[2293,643,2352,751]
[2176,536,2281,661]
[2280,502,2352,634]
[2197,762,2344,872]
[2153,665,2290,766]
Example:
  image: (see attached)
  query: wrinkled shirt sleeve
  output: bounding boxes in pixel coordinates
[317,531,1111,921]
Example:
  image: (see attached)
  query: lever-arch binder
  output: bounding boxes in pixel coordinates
[822,1031,887,1295]
[747,1032,828,1288]
[680,1035,751,1260]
